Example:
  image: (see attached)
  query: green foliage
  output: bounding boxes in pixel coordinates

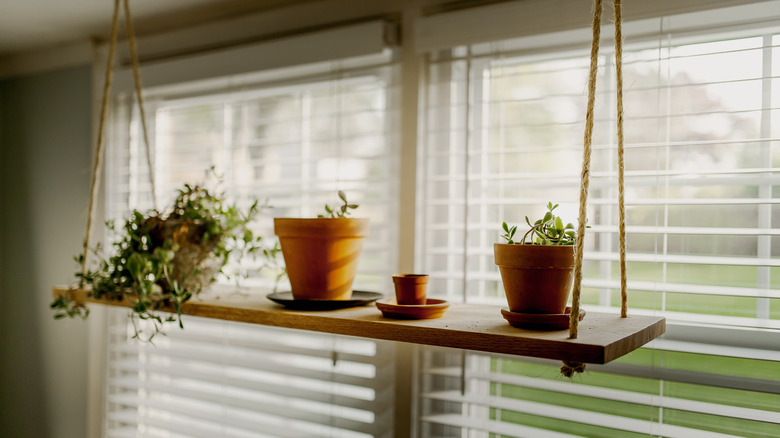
[501,221,518,244]
[53,184,280,342]
[503,202,577,246]
[318,190,359,218]
[50,294,89,320]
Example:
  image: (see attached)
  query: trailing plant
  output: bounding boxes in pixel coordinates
[318,190,359,218]
[502,202,577,246]
[51,184,280,341]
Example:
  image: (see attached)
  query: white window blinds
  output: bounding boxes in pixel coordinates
[418,7,780,330]
[417,3,780,437]
[101,38,400,436]
[420,347,780,438]
[107,51,399,292]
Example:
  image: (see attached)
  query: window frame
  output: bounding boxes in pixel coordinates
[84,1,780,436]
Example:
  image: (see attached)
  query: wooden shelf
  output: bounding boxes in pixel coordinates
[53,286,665,364]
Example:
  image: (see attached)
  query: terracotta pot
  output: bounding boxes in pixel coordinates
[274,218,369,300]
[392,274,429,305]
[494,243,574,314]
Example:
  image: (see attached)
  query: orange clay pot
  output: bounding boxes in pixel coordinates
[274,218,369,300]
[392,274,429,305]
[494,243,574,314]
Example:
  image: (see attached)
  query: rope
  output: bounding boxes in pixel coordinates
[79,0,121,288]
[79,0,156,287]
[560,361,587,378]
[615,0,628,318]
[570,0,628,341]
[569,0,602,339]
[123,0,158,210]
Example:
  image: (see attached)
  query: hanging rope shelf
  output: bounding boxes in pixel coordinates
[54,285,665,365]
[54,0,664,368]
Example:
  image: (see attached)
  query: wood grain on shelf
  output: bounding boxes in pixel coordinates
[53,286,665,364]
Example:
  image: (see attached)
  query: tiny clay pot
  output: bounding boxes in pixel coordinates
[392,274,429,305]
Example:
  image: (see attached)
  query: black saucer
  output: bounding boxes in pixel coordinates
[266,290,384,310]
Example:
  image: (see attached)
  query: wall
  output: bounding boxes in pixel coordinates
[0,65,92,437]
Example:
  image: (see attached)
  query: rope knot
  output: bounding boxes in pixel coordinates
[560,361,587,378]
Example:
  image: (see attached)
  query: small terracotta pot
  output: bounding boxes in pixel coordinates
[494,243,574,314]
[392,274,429,305]
[275,218,369,300]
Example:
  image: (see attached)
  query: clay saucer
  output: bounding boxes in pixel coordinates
[376,298,449,320]
[501,307,585,330]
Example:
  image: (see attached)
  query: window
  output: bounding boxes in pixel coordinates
[101,34,401,436]
[417,4,780,437]
[107,53,399,292]
[421,346,779,437]
[420,18,780,327]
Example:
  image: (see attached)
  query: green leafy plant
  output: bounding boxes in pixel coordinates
[502,202,577,246]
[51,184,280,341]
[318,190,359,218]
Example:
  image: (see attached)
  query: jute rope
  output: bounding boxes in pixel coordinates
[123,0,158,208]
[569,0,603,339]
[79,0,121,288]
[569,0,628,337]
[79,0,156,287]
[615,0,628,318]
[563,0,627,378]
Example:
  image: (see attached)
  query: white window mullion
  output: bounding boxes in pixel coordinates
[757,33,773,320]
[478,65,491,303]
[300,90,312,214]
[461,52,475,304]
[660,26,672,315]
